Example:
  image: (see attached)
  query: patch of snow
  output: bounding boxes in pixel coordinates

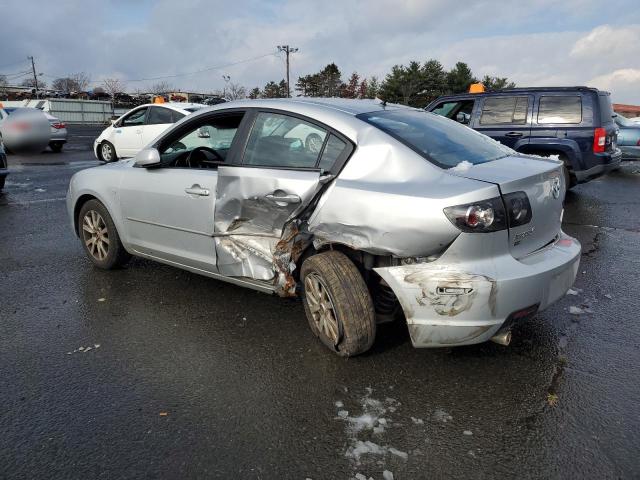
[569,306,584,315]
[388,447,408,460]
[604,294,613,299]
[411,417,424,425]
[383,470,394,480]
[346,441,387,461]
[337,410,349,419]
[373,426,385,435]
[35,188,46,192]
[354,474,367,480]
[335,400,344,408]
[98,298,106,302]
[348,414,378,433]
[450,160,473,172]
[566,288,579,296]
[463,430,473,436]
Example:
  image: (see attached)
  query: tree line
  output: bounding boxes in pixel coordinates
[249,59,515,107]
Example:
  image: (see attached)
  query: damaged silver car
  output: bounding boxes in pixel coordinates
[67,98,581,356]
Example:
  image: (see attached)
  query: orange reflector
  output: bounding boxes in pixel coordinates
[153,96,165,104]
[0,102,3,109]
[469,83,485,93]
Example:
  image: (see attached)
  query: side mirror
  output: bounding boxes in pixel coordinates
[456,112,470,124]
[134,148,161,167]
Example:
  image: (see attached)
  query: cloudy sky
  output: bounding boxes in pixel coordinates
[1,0,639,103]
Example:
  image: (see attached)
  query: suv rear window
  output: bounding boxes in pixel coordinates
[480,96,528,125]
[538,96,582,124]
[359,110,513,168]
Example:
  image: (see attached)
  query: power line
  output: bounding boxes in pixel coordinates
[0,59,31,70]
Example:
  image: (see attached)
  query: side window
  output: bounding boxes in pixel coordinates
[243,112,327,168]
[318,135,347,171]
[159,113,244,168]
[480,96,528,125]
[121,107,148,127]
[171,111,185,123]
[147,107,174,125]
[538,96,582,124]
[430,100,475,125]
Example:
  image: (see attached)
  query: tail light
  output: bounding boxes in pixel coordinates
[51,122,66,129]
[593,127,606,153]
[444,192,533,233]
[444,197,507,232]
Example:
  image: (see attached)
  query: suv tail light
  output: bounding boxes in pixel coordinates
[593,127,606,153]
[444,192,533,233]
[51,122,66,129]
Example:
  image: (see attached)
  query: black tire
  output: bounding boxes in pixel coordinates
[49,142,64,153]
[78,199,131,269]
[98,141,118,162]
[558,155,577,191]
[0,176,5,192]
[301,251,376,357]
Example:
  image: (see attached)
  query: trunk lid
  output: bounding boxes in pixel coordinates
[451,155,564,258]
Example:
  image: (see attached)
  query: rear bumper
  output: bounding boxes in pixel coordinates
[375,231,581,348]
[620,145,640,160]
[575,149,622,182]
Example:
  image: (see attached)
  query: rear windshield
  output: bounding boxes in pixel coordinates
[598,93,615,124]
[358,109,513,168]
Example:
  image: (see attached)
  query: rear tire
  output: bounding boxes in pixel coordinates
[0,176,5,192]
[78,199,130,269]
[301,251,376,357]
[49,142,64,153]
[98,141,117,162]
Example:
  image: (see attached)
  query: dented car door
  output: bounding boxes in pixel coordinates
[214,111,329,280]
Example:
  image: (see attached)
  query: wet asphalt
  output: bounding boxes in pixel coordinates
[1,127,639,480]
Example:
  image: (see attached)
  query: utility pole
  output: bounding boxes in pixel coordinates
[28,56,39,98]
[277,45,298,98]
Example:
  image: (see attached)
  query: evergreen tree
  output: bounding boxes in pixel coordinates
[341,72,360,98]
[481,75,516,90]
[365,76,380,99]
[248,87,261,99]
[421,59,448,103]
[358,79,368,99]
[447,62,477,94]
[380,61,424,106]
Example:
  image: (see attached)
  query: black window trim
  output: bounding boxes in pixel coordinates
[234,108,355,175]
[536,94,583,125]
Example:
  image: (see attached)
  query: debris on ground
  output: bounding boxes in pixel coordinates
[569,306,584,315]
[463,430,473,436]
[98,298,106,302]
[433,408,453,423]
[159,412,169,416]
[410,417,424,425]
[547,393,559,407]
[604,294,613,299]
[566,288,579,296]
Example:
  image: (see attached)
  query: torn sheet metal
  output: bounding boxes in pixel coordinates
[213,166,320,283]
[374,264,501,348]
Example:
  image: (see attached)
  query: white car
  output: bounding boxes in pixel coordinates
[94,102,205,161]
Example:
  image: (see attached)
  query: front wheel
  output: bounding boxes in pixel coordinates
[78,199,131,269]
[98,141,117,162]
[301,251,376,357]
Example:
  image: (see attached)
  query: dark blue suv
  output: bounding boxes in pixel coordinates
[426,87,622,188]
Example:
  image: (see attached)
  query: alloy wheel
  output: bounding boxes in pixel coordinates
[304,272,340,345]
[101,143,112,161]
[82,210,109,261]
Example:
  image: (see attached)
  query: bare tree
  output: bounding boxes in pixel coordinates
[71,72,91,92]
[102,78,126,98]
[149,81,173,95]
[224,82,247,101]
[0,75,7,98]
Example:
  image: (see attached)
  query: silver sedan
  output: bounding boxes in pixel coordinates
[66,99,581,356]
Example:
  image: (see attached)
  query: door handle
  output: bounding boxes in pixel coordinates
[185,184,210,196]
[505,131,523,137]
[265,193,301,204]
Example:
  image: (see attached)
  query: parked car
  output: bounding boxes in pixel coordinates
[94,102,205,161]
[0,140,7,191]
[67,99,580,356]
[0,106,50,153]
[44,113,67,153]
[614,114,640,160]
[426,86,622,190]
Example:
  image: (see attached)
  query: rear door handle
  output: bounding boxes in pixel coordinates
[265,193,301,204]
[505,131,523,137]
[185,184,210,196]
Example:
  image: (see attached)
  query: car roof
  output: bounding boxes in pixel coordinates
[434,86,609,101]
[137,102,206,112]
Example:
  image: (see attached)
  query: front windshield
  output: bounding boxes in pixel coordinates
[358,109,513,168]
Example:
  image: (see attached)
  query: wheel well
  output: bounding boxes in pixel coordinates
[73,194,98,236]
